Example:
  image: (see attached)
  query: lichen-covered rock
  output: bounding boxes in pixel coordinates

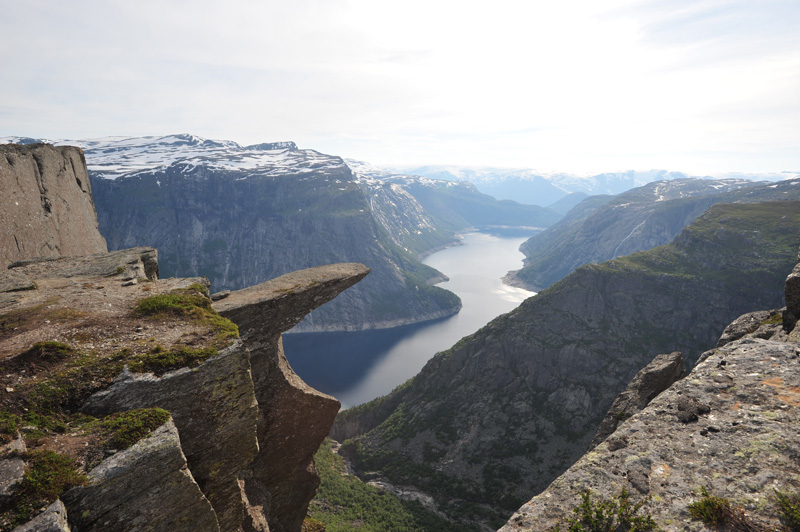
[11,500,70,532]
[6,246,158,282]
[784,257,800,329]
[0,144,106,268]
[62,419,219,532]
[80,341,258,532]
[588,351,685,450]
[0,435,26,507]
[716,309,774,347]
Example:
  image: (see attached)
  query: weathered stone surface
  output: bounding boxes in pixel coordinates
[81,341,258,532]
[62,419,219,532]
[0,271,36,294]
[1,139,373,532]
[716,309,773,347]
[7,247,158,282]
[0,144,106,268]
[784,258,800,329]
[588,351,685,450]
[12,500,70,532]
[213,263,371,335]
[0,435,26,506]
[216,263,370,532]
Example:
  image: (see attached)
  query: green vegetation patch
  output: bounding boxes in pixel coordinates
[551,488,657,532]
[309,439,478,532]
[687,487,770,531]
[128,345,218,376]
[0,450,88,532]
[774,490,800,532]
[760,312,784,326]
[0,412,21,444]
[99,407,171,450]
[134,287,238,346]
[26,350,127,418]
[688,487,733,527]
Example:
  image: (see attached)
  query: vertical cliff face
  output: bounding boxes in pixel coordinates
[0,144,107,268]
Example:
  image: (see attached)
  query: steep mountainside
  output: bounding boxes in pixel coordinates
[511,177,800,291]
[348,160,561,239]
[501,258,800,531]
[331,201,800,529]
[0,144,106,267]
[5,135,463,333]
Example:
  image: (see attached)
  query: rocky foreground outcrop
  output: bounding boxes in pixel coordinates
[0,247,368,531]
[0,144,107,269]
[500,253,800,531]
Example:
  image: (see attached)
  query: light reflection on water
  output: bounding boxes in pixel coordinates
[283,232,535,408]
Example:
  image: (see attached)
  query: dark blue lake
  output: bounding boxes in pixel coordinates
[283,232,535,408]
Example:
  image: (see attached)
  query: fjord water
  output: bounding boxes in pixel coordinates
[283,232,535,408]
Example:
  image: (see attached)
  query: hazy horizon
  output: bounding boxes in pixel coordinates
[2,1,798,175]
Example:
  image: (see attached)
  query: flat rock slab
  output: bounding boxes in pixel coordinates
[214,263,370,336]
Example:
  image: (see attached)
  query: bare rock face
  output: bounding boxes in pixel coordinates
[0,144,106,268]
[11,500,71,532]
[61,420,219,532]
[784,254,800,329]
[80,341,259,532]
[214,263,370,532]
[588,351,685,450]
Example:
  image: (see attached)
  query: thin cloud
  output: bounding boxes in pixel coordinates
[0,0,797,174]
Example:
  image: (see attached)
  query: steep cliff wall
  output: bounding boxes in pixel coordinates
[0,249,367,532]
[0,144,106,268]
[500,253,800,531]
[332,201,800,529]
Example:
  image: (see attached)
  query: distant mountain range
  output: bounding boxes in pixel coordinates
[393,164,798,207]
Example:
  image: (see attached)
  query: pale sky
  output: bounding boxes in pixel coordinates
[1,0,798,174]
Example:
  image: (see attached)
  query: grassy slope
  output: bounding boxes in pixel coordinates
[309,439,478,532]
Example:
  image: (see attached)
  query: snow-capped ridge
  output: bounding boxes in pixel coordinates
[0,134,337,180]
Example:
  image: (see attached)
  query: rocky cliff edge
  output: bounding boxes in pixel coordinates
[0,246,369,532]
[499,254,800,531]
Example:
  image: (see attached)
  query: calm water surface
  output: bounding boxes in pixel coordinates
[283,232,535,407]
